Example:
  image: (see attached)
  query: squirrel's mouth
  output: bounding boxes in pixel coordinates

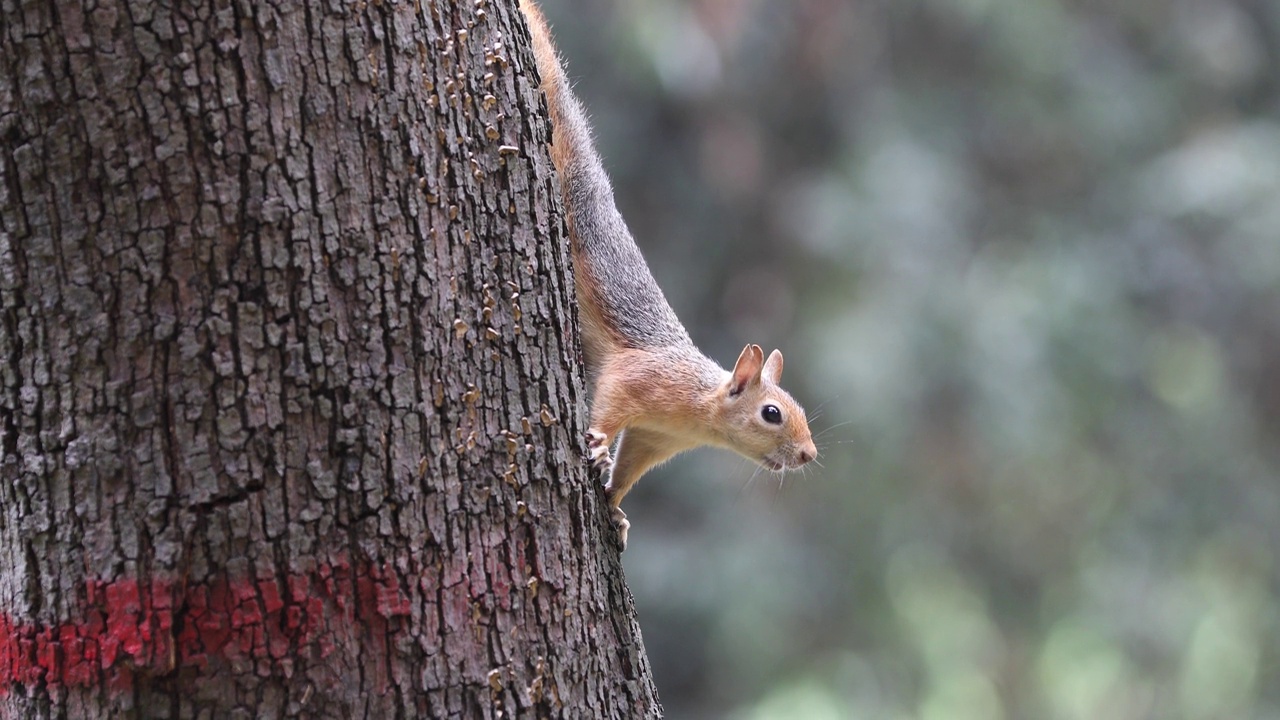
[760,446,816,472]
[759,457,785,472]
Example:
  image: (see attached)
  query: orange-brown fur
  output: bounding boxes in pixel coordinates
[520,1,575,181]
[519,0,817,549]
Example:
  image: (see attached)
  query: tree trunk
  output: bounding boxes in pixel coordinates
[0,0,661,717]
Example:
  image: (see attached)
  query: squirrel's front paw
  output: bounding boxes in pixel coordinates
[609,506,630,551]
[585,430,613,470]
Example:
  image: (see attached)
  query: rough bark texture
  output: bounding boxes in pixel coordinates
[0,0,661,717]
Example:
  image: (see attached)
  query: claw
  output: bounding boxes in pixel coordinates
[589,444,613,470]
[585,429,613,470]
[610,506,630,551]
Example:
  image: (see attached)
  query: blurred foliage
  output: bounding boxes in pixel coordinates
[536,0,1280,717]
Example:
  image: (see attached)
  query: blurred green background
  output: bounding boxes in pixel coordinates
[536,0,1280,717]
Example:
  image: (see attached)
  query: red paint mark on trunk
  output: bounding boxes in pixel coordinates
[0,558,410,695]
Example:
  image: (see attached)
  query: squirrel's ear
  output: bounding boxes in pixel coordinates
[763,349,784,384]
[729,344,764,396]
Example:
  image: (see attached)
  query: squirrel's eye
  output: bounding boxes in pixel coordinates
[761,404,782,425]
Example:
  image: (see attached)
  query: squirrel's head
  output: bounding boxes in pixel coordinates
[718,344,817,472]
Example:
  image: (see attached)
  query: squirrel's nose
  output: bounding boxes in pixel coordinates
[797,444,816,465]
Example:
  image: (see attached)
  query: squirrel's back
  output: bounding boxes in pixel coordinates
[519,0,692,367]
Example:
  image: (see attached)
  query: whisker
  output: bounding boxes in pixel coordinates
[812,420,854,440]
[737,461,766,503]
[809,396,839,417]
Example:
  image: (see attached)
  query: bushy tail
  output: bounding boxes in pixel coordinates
[518,0,693,354]
[518,0,601,186]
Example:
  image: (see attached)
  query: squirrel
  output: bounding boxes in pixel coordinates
[518,0,817,550]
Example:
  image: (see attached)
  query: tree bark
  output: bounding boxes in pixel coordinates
[0,0,660,717]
